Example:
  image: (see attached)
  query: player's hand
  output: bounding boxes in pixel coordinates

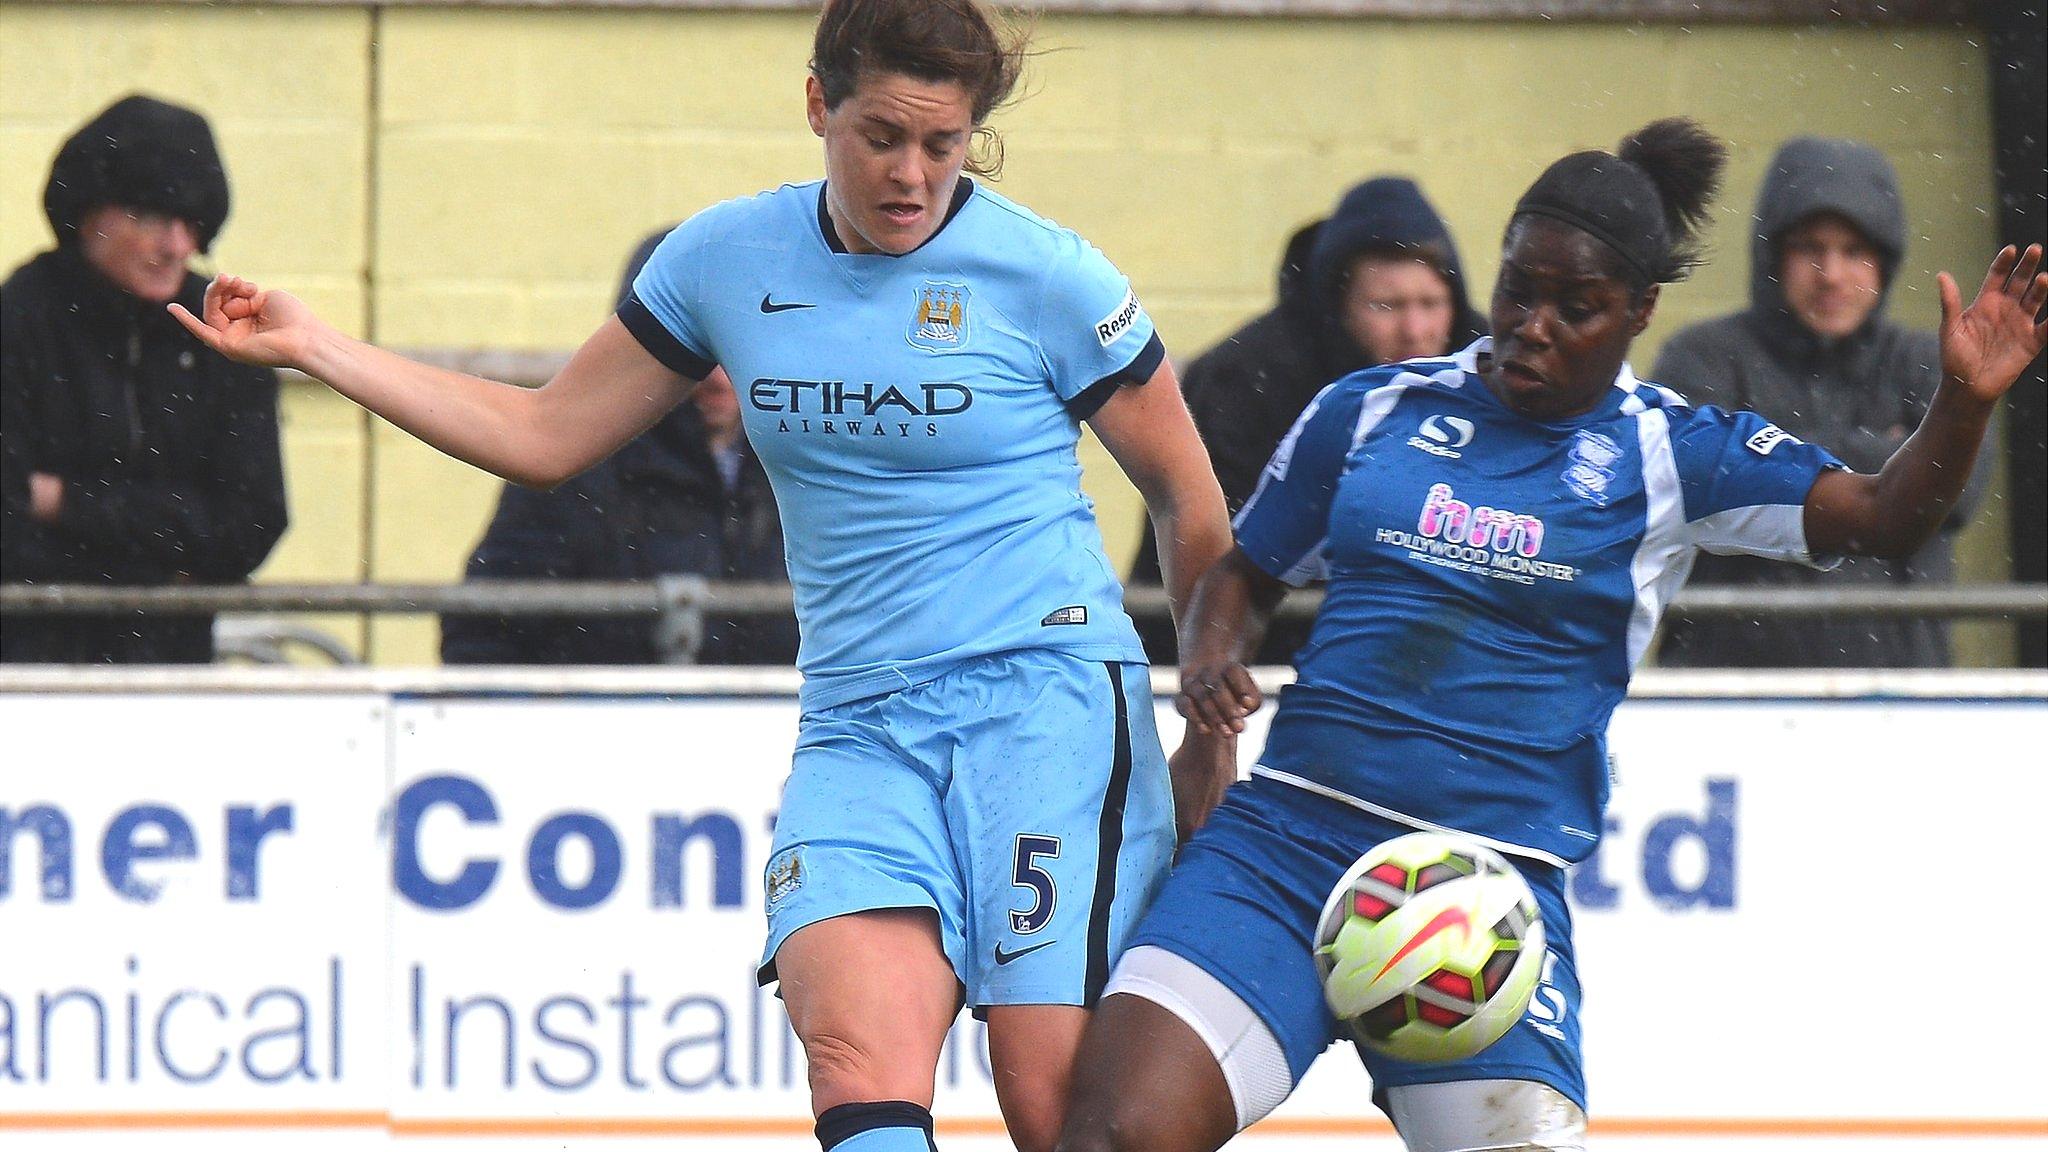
[1168,729,1237,843]
[27,472,64,523]
[1177,658,1261,736]
[168,274,330,371]
[1938,244,2048,405]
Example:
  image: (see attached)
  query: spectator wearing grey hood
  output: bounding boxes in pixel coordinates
[1654,137,1989,668]
[1129,177,1487,662]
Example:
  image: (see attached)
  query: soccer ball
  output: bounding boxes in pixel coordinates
[1313,832,1545,1064]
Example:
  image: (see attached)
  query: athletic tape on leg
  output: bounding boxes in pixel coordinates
[816,1101,939,1152]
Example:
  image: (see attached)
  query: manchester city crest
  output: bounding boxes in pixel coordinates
[908,280,970,352]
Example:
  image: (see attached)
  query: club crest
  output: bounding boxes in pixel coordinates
[908,280,970,352]
[1562,430,1620,507]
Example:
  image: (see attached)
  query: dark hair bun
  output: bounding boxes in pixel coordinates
[1618,117,1727,274]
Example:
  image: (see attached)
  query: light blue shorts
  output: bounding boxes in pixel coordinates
[758,649,1174,1013]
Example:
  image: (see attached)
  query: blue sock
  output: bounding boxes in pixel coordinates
[816,1101,937,1152]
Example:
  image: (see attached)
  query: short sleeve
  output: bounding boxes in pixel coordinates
[1232,380,1371,586]
[618,217,718,381]
[1669,403,1845,566]
[1036,235,1166,418]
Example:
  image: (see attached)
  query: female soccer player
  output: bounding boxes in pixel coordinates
[1057,119,2047,1152]
[171,3,1232,1150]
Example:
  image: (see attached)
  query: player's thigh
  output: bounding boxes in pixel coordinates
[775,907,962,1111]
[758,704,970,1110]
[1059,983,1238,1152]
[944,654,1176,1014]
[1358,858,1587,1126]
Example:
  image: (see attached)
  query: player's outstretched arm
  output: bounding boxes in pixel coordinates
[1806,244,2047,558]
[170,274,700,489]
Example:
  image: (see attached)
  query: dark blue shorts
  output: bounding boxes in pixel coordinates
[1129,775,1586,1111]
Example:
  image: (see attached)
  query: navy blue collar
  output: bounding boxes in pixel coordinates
[817,177,975,256]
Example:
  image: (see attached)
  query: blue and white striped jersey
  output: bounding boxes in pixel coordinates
[1235,339,1843,865]
[622,179,1161,711]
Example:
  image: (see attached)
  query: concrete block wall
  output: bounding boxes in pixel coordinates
[0,5,2010,663]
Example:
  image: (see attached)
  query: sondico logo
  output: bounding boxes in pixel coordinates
[1408,414,1476,458]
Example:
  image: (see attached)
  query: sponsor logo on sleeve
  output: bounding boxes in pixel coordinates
[1744,424,1800,456]
[1094,288,1143,347]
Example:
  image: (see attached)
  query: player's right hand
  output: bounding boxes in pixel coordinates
[168,274,327,370]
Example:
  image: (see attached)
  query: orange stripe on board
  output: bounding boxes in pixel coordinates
[1,1112,2044,1138]
[0,1112,387,1130]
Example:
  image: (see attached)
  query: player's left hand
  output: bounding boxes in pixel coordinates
[1168,730,1237,843]
[1939,243,2048,404]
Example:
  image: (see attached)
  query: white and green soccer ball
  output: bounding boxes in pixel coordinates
[1313,832,1546,1064]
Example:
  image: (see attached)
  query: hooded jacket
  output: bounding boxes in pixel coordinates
[1129,178,1486,664]
[1651,137,1986,668]
[44,95,231,253]
[440,231,797,665]
[2,248,286,663]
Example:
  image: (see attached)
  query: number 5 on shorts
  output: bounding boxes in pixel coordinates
[1010,834,1061,934]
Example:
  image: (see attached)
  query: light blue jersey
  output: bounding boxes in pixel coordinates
[623,179,1162,711]
[1234,339,1844,866]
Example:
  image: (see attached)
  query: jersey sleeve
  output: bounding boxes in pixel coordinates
[1668,403,1846,567]
[618,214,719,381]
[1232,380,1370,586]
[1035,235,1166,419]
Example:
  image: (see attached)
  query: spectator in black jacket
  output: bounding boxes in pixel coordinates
[2,94,286,663]
[1653,137,1990,668]
[439,230,796,665]
[1129,177,1486,662]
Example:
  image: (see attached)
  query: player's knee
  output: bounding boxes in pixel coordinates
[1057,1095,1178,1152]
[998,1103,1061,1152]
[801,1029,896,1108]
[994,1065,1081,1152]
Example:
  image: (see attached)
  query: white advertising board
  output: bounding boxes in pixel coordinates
[3,679,2044,1151]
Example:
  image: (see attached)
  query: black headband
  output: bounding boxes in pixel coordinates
[1512,151,1669,284]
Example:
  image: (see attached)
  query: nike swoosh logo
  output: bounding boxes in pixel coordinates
[993,940,1057,966]
[1374,907,1471,980]
[760,295,816,313]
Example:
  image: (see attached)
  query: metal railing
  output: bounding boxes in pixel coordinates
[5,580,2044,666]
[4,580,2045,620]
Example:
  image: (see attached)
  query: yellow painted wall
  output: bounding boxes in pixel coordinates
[0,6,2011,663]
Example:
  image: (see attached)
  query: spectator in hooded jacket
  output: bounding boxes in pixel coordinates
[438,229,796,665]
[1654,137,1990,668]
[2,94,286,663]
[1129,177,1487,662]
